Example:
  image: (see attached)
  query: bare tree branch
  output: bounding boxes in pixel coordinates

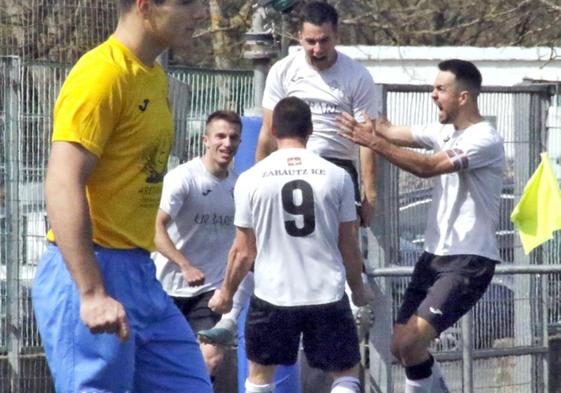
[538,0,561,12]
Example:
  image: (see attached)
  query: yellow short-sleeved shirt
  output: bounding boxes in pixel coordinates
[47,36,173,251]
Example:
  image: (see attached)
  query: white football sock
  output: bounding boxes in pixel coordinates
[221,272,255,323]
[431,360,451,393]
[245,379,273,393]
[405,375,433,393]
[331,376,361,393]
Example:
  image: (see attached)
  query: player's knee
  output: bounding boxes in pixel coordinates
[390,338,401,362]
[393,333,429,366]
[390,326,408,362]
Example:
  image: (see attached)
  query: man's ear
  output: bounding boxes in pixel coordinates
[459,90,470,106]
[271,127,277,137]
[137,0,151,17]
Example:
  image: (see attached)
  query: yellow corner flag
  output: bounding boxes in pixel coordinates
[511,152,561,254]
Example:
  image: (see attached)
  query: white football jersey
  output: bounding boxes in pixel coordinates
[412,121,505,261]
[262,50,380,160]
[234,148,356,307]
[154,158,237,297]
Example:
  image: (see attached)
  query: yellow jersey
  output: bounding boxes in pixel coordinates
[47,36,173,251]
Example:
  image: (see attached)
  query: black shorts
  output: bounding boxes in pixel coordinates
[245,295,360,372]
[172,291,221,334]
[395,252,497,334]
[322,157,361,206]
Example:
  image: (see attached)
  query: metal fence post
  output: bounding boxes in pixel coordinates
[461,311,474,393]
[364,229,393,393]
[535,87,553,393]
[512,92,535,393]
[512,87,551,393]
[541,274,549,393]
[4,56,22,392]
[364,84,398,393]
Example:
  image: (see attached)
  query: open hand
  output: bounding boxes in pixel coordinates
[375,114,393,135]
[338,111,377,148]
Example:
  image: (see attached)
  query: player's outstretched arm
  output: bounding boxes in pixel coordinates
[45,142,129,341]
[340,113,456,178]
[154,209,205,286]
[338,112,417,148]
[209,226,256,314]
[255,109,277,162]
[338,221,367,307]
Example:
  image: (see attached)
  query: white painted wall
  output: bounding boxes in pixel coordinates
[548,106,561,177]
[335,45,561,86]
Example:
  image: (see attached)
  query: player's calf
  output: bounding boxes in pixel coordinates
[200,342,225,376]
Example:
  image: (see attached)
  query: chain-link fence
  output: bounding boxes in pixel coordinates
[0,2,254,390]
[368,265,560,393]
[1,1,116,64]
[0,56,254,392]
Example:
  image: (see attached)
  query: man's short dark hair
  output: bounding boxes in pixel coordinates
[116,0,165,13]
[273,97,312,140]
[205,110,242,134]
[300,1,338,29]
[438,59,482,97]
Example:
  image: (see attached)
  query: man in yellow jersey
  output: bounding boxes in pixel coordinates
[31,1,212,392]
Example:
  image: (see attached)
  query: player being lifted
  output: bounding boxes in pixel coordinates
[339,59,505,393]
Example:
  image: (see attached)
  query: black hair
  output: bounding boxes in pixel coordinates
[438,59,482,97]
[273,97,312,140]
[205,110,242,134]
[300,1,338,29]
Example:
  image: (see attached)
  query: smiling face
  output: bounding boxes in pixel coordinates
[298,22,338,71]
[431,70,464,124]
[144,0,208,50]
[203,119,241,169]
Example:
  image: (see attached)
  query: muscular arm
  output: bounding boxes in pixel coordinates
[339,112,419,148]
[375,116,417,147]
[370,138,455,178]
[45,141,128,339]
[209,227,257,313]
[339,112,455,178]
[359,145,377,227]
[255,109,276,162]
[338,221,367,307]
[154,209,204,286]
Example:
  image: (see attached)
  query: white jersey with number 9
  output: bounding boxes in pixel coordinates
[234,148,356,307]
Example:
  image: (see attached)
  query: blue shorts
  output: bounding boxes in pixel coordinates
[32,244,212,393]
